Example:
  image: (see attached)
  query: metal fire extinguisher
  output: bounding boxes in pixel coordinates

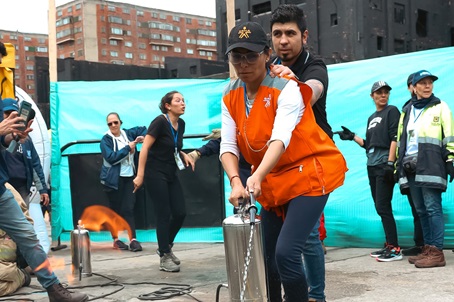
[71,221,92,279]
[221,195,267,302]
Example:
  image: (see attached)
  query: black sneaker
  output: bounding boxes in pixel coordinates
[370,245,388,258]
[113,239,129,250]
[129,240,143,252]
[402,246,423,256]
[376,246,403,262]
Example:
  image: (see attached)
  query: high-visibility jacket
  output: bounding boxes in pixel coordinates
[223,75,347,212]
[396,95,454,191]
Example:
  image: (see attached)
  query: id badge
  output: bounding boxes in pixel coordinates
[174,148,186,170]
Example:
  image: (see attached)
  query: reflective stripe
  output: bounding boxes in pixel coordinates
[397,141,401,148]
[418,136,441,146]
[399,176,408,186]
[443,136,454,145]
[415,174,446,187]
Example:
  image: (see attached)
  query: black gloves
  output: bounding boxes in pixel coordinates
[446,160,454,182]
[334,126,355,141]
[384,161,395,183]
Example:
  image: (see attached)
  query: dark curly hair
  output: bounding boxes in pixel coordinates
[270,4,307,34]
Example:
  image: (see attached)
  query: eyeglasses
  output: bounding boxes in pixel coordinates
[107,121,119,127]
[228,51,264,65]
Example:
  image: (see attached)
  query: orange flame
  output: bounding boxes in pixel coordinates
[34,258,53,274]
[79,205,132,239]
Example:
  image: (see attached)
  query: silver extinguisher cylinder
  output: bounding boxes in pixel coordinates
[222,214,267,301]
[70,228,92,277]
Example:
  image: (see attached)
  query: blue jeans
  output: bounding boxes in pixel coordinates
[303,218,325,301]
[0,189,58,288]
[407,174,444,249]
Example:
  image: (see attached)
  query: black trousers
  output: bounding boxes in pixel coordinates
[106,176,137,240]
[367,165,398,246]
[145,174,186,255]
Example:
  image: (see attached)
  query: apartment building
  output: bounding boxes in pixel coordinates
[216,0,454,63]
[0,30,49,100]
[56,0,217,67]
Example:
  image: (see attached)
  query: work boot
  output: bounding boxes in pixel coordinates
[414,246,446,268]
[47,283,89,302]
[408,245,430,264]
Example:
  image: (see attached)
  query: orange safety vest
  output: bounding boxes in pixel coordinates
[223,75,347,213]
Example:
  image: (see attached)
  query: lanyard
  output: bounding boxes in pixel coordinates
[412,107,424,123]
[165,114,178,150]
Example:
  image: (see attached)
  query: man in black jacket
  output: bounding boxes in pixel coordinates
[268,5,331,302]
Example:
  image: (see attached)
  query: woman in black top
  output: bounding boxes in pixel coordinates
[335,81,402,262]
[133,91,193,272]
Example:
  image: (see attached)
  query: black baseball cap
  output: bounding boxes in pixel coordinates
[225,21,268,55]
[406,73,415,87]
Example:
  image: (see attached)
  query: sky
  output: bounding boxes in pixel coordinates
[0,0,216,34]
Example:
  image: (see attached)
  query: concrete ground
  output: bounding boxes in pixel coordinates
[4,241,454,302]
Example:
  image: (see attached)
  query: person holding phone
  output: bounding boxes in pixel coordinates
[100,112,146,252]
[2,98,49,207]
[133,91,194,273]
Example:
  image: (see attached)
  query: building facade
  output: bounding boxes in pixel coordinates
[216,0,454,63]
[55,0,217,68]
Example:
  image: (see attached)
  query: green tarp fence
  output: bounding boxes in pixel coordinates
[51,46,454,247]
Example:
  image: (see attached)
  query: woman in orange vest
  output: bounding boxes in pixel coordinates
[220,21,347,301]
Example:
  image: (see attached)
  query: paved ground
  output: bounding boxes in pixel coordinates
[4,241,454,302]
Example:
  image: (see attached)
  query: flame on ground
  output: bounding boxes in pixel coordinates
[79,205,132,239]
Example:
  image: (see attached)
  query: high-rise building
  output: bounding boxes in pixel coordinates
[55,0,217,67]
[216,0,454,64]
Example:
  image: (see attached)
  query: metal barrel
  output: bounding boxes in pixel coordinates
[222,214,267,301]
[70,228,92,277]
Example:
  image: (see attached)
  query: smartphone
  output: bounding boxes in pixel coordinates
[16,101,34,131]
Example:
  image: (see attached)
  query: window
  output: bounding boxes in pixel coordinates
[25,56,32,60]
[394,39,405,53]
[139,53,146,60]
[101,38,107,44]
[330,13,338,26]
[252,1,271,15]
[186,18,192,24]
[152,45,160,51]
[173,16,180,22]
[27,84,34,90]
[38,38,46,44]
[152,55,160,61]
[171,69,178,78]
[101,16,105,22]
[102,49,107,56]
[57,10,62,16]
[160,13,166,19]
[137,11,144,16]
[77,49,84,57]
[108,5,116,11]
[187,49,194,54]
[36,46,48,52]
[197,40,216,47]
[110,40,118,45]
[110,51,119,57]
[152,12,158,18]
[198,29,216,37]
[76,3,81,10]
[10,34,17,40]
[24,36,32,41]
[139,43,146,49]
[108,16,123,24]
[68,6,72,13]
[394,3,405,24]
[125,41,132,47]
[416,9,428,37]
[207,51,213,57]
[189,65,197,75]
[70,52,75,57]
[174,47,181,53]
[377,36,384,51]
[111,27,123,35]
[27,74,34,80]
[125,52,133,59]
[206,21,212,26]
[161,35,173,41]
[77,38,82,44]
[161,46,168,51]
[123,8,130,14]
[199,50,206,56]
[198,19,204,26]
[26,65,34,70]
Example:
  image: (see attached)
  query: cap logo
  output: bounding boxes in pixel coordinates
[238,26,251,39]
